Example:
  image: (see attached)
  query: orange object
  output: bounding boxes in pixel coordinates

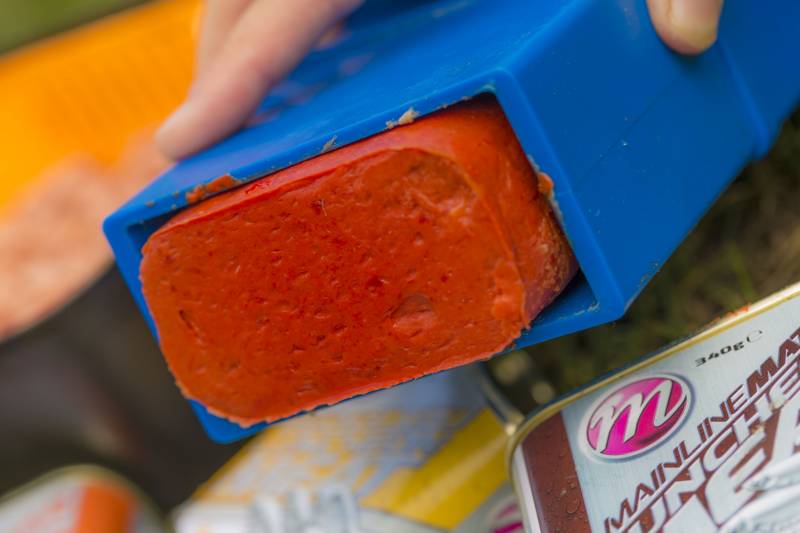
[0,0,198,214]
[0,0,197,339]
[0,467,163,533]
[140,99,577,425]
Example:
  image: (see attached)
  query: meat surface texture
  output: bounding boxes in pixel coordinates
[140,98,578,426]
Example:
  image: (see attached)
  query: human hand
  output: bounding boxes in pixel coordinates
[156,0,364,160]
[647,0,724,55]
[157,0,724,160]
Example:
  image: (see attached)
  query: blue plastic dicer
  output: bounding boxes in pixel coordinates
[104,0,800,442]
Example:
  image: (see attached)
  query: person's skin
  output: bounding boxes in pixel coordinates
[156,0,725,160]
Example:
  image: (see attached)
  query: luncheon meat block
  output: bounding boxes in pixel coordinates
[140,98,577,425]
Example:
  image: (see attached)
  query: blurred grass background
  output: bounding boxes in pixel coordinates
[0,0,145,53]
[2,0,798,416]
[491,113,800,413]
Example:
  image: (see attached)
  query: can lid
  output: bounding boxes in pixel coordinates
[507,280,800,466]
[507,281,800,532]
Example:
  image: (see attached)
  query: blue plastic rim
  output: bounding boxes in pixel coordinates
[104,0,800,442]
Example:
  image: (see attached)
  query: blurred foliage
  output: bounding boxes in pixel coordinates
[490,112,800,413]
[0,0,147,54]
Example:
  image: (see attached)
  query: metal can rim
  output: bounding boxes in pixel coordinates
[505,279,800,482]
[476,362,526,435]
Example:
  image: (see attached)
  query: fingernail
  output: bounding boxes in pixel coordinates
[668,0,723,52]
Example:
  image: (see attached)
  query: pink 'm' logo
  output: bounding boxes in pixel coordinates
[487,498,524,533]
[583,374,691,459]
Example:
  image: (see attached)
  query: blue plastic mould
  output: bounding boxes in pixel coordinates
[104,0,800,442]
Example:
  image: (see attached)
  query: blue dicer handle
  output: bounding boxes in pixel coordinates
[104,0,800,442]
[346,0,435,27]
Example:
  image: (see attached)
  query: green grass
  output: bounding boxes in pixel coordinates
[490,112,800,413]
[0,0,146,54]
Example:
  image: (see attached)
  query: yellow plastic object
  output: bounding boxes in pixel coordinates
[360,409,507,529]
[185,407,509,531]
[0,0,199,213]
[176,370,522,533]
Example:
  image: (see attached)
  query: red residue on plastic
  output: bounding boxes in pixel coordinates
[537,172,554,196]
[185,175,239,204]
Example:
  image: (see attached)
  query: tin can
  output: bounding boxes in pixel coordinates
[509,282,800,532]
[0,465,165,532]
[175,368,524,533]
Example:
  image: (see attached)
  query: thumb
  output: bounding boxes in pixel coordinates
[647,0,724,55]
[157,0,364,160]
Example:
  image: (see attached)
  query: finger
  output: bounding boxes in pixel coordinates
[157,0,364,160]
[317,22,346,49]
[647,0,724,55]
[196,0,253,76]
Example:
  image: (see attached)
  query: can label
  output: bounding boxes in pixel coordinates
[177,368,524,533]
[513,287,800,532]
[582,373,692,460]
